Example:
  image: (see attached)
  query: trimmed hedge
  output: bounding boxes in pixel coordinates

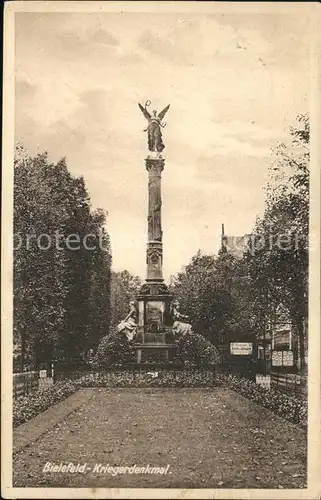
[94,332,135,367]
[222,373,307,429]
[174,332,221,365]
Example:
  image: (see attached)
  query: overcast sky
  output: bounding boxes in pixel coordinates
[15,10,310,280]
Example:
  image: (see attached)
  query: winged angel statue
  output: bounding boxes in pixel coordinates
[138,100,170,153]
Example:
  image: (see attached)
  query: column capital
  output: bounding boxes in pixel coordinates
[145,157,165,173]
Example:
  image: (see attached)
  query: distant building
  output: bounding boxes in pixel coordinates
[220,223,251,258]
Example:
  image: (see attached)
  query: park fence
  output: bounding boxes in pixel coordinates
[234,370,306,396]
[13,371,39,398]
[13,368,54,399]
[270,372,307,396]
[52,363,218,388]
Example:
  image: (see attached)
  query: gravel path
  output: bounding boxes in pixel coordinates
[13,389,94,454]
[13,387,306,489]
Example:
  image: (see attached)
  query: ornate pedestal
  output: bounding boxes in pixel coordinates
[135,282,174,363]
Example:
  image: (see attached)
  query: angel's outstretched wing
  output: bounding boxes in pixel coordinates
[157,104,170,121]
[138,103,151,120]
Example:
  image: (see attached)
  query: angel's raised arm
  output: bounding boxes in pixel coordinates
[138,103,151,120]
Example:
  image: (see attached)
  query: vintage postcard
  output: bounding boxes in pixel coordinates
[2,1,320,499]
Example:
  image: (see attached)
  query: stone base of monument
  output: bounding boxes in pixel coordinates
[133,343,175,363]
[134,280,175,364]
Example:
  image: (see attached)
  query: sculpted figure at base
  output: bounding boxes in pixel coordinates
[171,299,193,337]
[117,301,137,342]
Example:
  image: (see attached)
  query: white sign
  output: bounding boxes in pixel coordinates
[230,342,253,355]
[282,351,294,366]
[272,351,283,366]
[256,374,271,389]
[272,350,294,367]
[39,369,47,378]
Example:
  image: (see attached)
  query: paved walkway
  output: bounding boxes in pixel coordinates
[13,387,306,489]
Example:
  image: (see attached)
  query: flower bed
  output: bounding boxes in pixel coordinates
[14,370,306,429]
[74,368,218,388]
[13,367,221,427]
[13,380,78,428]
[222,373,307,429]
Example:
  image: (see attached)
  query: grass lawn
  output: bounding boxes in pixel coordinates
[13,387,306,489]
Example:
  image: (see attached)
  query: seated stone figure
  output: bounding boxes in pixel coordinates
[171,300,193,337]
[117,301,137,342]
[172,320,193,337]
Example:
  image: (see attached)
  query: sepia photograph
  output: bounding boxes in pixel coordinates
[2,1,320,498]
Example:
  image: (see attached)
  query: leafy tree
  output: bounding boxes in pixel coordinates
[110,270,142,329]
[13,146,112,369]
[242,114,309,372]
[86,209,112,353]
[170,114,309,374]
[170,251,255,345]
[14,151,69,368]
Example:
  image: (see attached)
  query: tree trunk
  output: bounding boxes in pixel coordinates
[20,333,26,372]
[297,316,306,375]
[293,313,306,374]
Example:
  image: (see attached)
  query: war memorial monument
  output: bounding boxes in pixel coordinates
[117,100,192,362]
[132,100,173,363]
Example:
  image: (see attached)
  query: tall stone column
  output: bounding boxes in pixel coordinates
[135,101,173,358]
[136,153,173,344]
[145,157,164,282]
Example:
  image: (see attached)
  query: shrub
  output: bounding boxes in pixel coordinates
[222,373,307,429]
[174,331,221,366]
[13,380,77,428]
[94,331,135,367]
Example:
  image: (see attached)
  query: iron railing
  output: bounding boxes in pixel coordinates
[13,371,39,399]
[271,372,306,395]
